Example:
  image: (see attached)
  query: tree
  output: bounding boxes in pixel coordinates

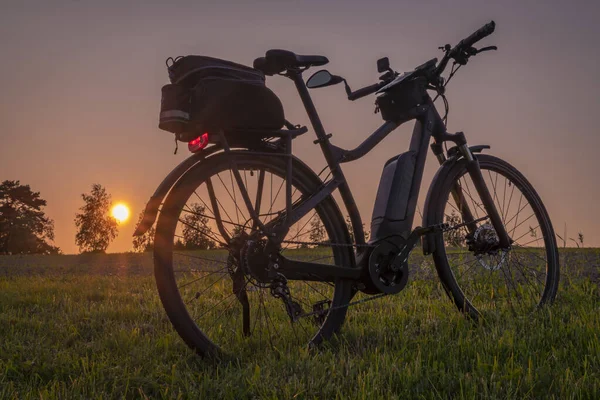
[444,211,465,248]
[181,203,216,250]
[0,180,60,254]
[309,215,326,245]
[346,215,369,243]
[74,184,118,253]
[132,211,154,252]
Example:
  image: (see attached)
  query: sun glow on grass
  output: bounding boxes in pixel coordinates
[111,203,130,223]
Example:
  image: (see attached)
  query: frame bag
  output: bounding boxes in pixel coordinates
[159,56,285,142]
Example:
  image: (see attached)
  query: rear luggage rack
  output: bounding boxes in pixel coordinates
[225,125,307,139]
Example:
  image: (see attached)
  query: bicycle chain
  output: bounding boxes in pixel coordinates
[279,221,470,250]
[276,220,483,319]
[296,293,389,320]
[280,239,375,249]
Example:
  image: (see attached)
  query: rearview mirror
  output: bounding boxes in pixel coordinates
[306,70,344,89]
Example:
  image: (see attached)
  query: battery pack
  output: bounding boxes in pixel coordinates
[369,151,416,242]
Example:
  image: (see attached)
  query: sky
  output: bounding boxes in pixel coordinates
[1,0,599,254]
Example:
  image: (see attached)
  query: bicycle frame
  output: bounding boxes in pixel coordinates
[211,67,511,282]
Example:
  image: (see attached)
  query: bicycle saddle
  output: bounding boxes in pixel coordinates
[254,49,329,75]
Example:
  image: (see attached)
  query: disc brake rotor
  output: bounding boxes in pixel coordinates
[471,223,510,271]
[476,249,510,271]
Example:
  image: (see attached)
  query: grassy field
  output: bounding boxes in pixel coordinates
[0,249,599,399]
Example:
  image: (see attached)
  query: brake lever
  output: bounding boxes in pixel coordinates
[455,45,497,65]
[475,45,498,54]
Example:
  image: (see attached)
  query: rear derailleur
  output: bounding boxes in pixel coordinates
[270,274,332,326]
[270,274,303,323]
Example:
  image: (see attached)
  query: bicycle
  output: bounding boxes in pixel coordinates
[135,21,559,357]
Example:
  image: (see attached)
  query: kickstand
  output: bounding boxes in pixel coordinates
[229,258,250,336]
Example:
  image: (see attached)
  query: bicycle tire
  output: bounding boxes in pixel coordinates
[428,154,559,318]
[153,151,355,357]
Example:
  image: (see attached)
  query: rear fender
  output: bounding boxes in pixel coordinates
[133,145,223,236]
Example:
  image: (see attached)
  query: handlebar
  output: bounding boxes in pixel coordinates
[434,20,496,77]
[347,81,387,101]
[345,21,496,101]
[458,21,495,49]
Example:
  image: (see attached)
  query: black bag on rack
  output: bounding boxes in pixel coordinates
[159,56,285,142]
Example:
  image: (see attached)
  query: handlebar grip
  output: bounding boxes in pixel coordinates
[460,21,496,48]
[347,82,384,101]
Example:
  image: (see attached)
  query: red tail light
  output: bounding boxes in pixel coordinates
[188,133,209,153]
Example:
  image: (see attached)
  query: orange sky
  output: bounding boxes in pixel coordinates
[1,0,598,253]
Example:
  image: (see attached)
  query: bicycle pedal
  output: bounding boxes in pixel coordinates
[287,301,303,323]
[312,300,332,326]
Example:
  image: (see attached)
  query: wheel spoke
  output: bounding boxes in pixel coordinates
[511,224,541,245]
[507,255,545,301]
[284,211,318,248]
[510,212,536,237]
[182,272,226,297]
[181,206,246,230]
[504,194,525,232]
[177,217,227,247]
[193,191,216,218]
[452,258,479,281]
[504,180,516,225]
[206,178,235,238]
[460,176,486,217]
[252,169,266,229]
[501,176,508,222]
[173,251,229,265]
[216,172,246,226]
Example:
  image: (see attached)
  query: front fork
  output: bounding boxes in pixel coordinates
[432,136,511,249]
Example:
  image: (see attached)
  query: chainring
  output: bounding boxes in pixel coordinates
[367,240,409,294]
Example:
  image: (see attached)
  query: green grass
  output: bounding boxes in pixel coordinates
[0,250,599,399]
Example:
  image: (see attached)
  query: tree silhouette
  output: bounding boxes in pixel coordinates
[181,203,216,250]
[444,211,465,248]
[309,215,326,246]
[74,184,118,253]
[0,180,60,254]
[345,215,369,243]
[132,211,154,252]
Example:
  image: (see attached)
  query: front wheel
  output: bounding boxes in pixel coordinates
[430,154,559,319]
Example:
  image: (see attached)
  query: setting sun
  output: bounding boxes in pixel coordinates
[111,203,130,223]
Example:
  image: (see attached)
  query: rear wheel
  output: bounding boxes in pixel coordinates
[430,154,559,319]
[153,151,355,357]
